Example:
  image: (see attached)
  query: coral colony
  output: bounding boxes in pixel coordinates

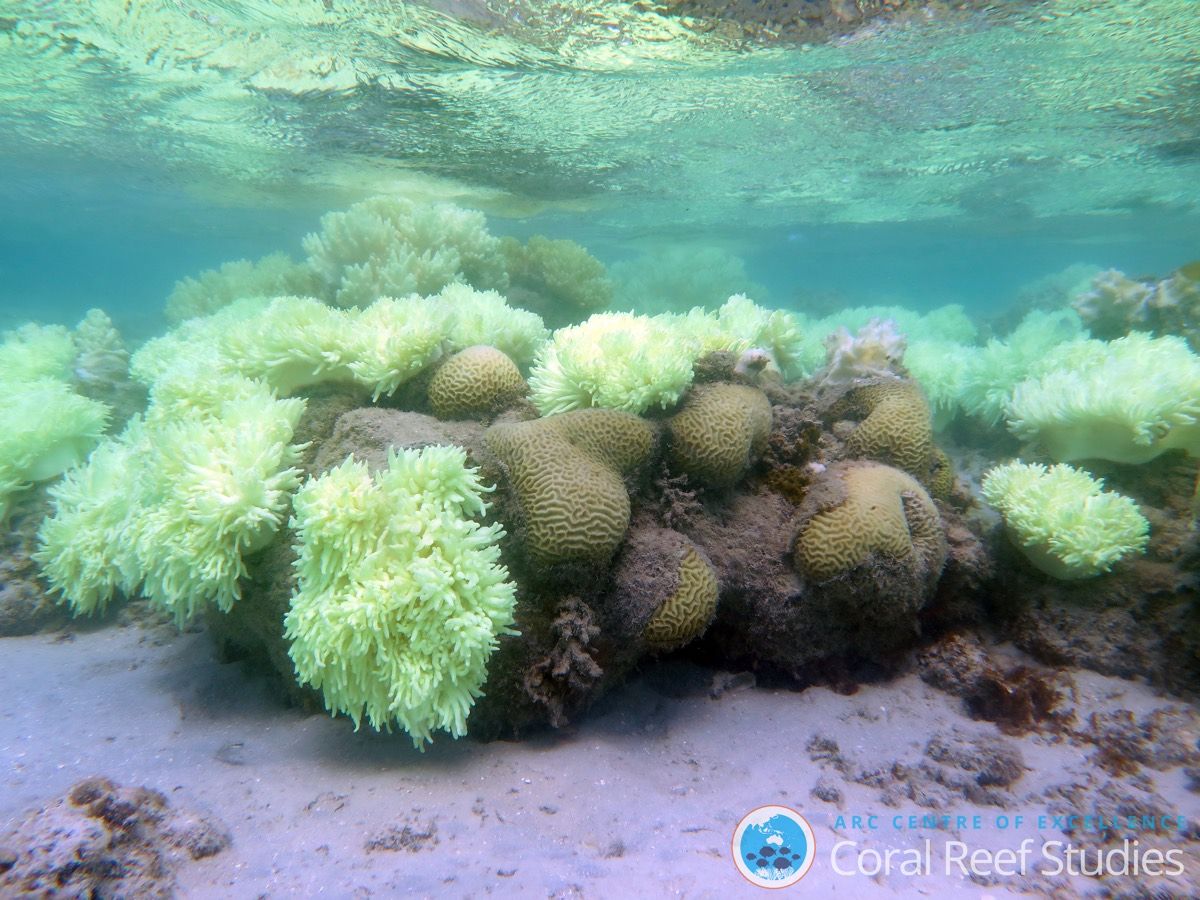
[3,195,1199,752]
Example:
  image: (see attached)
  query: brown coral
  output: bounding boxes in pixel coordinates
[833,379,934,479]
[795,461,945,584]
[427,345,526,420]
[667,383,772,487]
[485,409,657,567]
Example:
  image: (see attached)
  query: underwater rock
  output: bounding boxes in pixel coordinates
[0,776,229,899]
[0,486,65,636]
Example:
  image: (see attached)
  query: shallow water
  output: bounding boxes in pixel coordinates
[2,0,1200,897]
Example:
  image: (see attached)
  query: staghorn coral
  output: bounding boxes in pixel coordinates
[831,378,935,481]
[284,445,517,748]
[666,382,772,487]
[522,596,604,729]
[485,410,657,568]
[794,461,945,586]
[982,461,1149,580]
[427,345,526,420]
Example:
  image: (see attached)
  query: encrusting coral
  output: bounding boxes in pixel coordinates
[666,383,772,487]
[427,345,527,420]
[485,410,657,568]
[982,461,1150,580]
[284,445,517,749]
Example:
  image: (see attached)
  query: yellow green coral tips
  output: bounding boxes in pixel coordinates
[982,461,1149,580]
[284,445,517,749]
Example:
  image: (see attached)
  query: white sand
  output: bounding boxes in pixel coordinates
[3,621,1197,898]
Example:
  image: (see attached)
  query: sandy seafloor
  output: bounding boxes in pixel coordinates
[3,614,1199,898]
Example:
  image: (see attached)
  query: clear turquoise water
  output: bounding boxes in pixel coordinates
[1,0,1197,333]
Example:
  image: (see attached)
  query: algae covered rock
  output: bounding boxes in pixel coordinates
[666,382,772,487]
[485,409,658,569]
[427,345,526,420]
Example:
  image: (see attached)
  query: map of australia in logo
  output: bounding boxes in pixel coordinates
[733,806,817,888]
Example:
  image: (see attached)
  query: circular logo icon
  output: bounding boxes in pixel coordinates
[732,805,816,888]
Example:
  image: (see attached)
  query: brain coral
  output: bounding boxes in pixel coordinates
[667,383,772,487]
[832,379,934,480]
[485,410,657,567]
[428,346,526,420]
[609,523,719,652]
[643,547,719,651]
[795,461,945,585]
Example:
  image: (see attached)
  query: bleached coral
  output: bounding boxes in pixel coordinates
[959,309,1085,425]
[610,245,767,315]
[818,317,906,387]
[982,461,1149,579]
[502,235,612,326]
[530,312,696,415]
[36,375,306,622]
[1006,333,1200,464]
[164,253,316,324]
[301,195,508,308]
[284,446,517,748]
